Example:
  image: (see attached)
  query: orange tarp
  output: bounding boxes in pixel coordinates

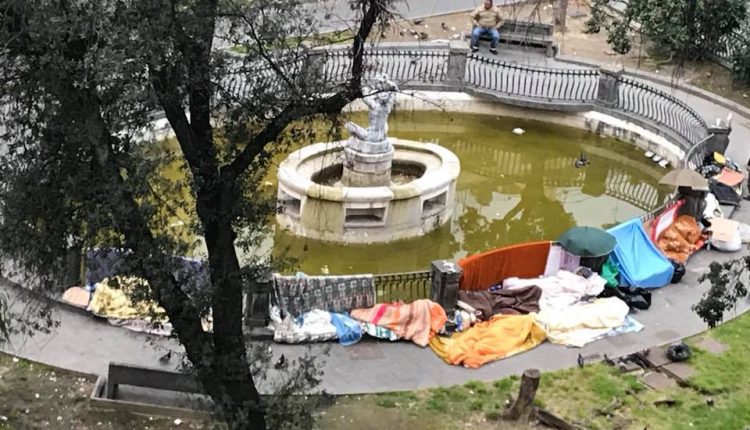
[458,241,551,291]
[429,314,546,368]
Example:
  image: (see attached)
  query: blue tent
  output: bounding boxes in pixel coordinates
[607,218,674,288]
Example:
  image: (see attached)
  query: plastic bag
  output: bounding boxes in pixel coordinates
[670,260,686,284]
[703,193,724,219]
[709,229,742,252]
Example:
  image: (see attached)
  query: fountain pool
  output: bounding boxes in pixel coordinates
[271,111,671,275]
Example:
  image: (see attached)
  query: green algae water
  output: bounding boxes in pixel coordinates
[271,111,670,275]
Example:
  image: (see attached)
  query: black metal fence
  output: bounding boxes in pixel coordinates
[465,54,600,102]
[321,47,450,87]
[373,270,432,303]
[617,77,708,147]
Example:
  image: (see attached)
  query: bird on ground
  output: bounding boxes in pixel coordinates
[413,18,424,25]
[577,353,585,368]
[575,152,590,168]
[399,30,405,37]
[441,22,449,31]
[275,354,286,370]
[603,354,615,366]
[159,351,172,364]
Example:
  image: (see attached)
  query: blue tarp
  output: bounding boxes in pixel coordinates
[607,218,674,288]
[329,313,363,346]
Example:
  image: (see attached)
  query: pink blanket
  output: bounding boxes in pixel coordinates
[351,299,446,347]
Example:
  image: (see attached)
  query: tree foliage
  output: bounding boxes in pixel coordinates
[586,0,746,60]
[0,0,391,428]
[693,255,750,328]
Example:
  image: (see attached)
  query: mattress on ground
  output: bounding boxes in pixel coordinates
[608,218,674,288]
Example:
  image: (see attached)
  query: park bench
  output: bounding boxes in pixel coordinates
[105,362,202,399]
[466,20,557,58]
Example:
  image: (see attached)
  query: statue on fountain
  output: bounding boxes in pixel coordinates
[345,73,399,144]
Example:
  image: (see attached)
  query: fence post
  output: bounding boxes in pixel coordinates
[596,66,622,108]
[706,119,732,156]
[430,260,462,313]
[244,274,273,328]
[446,41,469,89]
[305,48,328,83]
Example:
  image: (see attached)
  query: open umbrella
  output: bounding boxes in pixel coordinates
[557,226,617,257]
[659,168,708,191]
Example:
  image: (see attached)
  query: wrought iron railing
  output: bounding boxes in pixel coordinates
[321,47,450,87]
[373,270,432,303]
[617,77,708,147]
[683,134,715,170]
[466,54,600,102]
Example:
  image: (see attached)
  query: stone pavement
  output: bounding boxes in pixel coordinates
[3,47,750,395]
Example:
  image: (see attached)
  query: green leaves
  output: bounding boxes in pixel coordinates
[600,0,746,60]
[693,255,750,328]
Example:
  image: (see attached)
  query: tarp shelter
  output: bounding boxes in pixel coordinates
[458,241,551,291]
[608,218,674,288]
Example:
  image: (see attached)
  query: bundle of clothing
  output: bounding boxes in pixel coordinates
[86,276,208,336]
[350,299,447,347]
[270,299,447,347]
[431,268,640,368]
[270,308,365,346]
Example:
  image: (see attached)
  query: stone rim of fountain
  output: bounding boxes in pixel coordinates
[277,139,460,202]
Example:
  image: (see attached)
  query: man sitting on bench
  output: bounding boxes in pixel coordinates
[470,0,503,55]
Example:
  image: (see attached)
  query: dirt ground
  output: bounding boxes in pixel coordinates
[0,354,207,430]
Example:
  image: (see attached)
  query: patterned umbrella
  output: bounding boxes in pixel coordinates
[557,226,617,257]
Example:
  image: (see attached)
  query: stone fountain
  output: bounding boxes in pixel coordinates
[276,74,460,243]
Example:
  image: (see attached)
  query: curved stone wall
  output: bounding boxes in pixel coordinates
[277,139,460,243]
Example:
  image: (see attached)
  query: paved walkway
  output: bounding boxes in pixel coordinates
[3,46,750,395]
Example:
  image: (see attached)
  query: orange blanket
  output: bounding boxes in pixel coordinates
[458,241,551,291]
[350,299,446,347]
[657,215,706,263]
[429,314,546,368]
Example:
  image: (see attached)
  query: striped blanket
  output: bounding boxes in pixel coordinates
[350,299,447,347]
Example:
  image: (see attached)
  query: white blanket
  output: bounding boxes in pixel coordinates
[534,297,630,347]
[503,270,607,312]
[272,309,339,344]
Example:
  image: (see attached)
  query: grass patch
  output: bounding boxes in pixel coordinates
[318,311,750,429]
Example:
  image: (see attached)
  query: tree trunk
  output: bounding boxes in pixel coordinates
[503,369,541,423]
[199,181,266,429]
[555,0,569,32]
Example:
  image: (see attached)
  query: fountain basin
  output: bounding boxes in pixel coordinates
[277,139,460,243]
